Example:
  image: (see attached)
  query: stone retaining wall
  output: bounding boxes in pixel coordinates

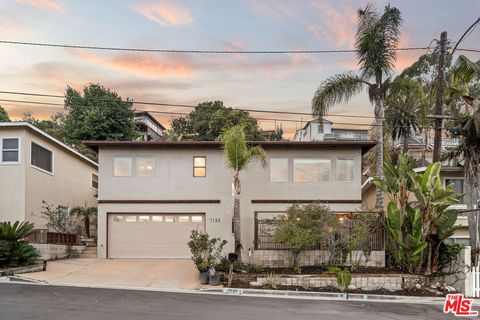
[0,262,46,276]
[252,250,385,267]
[31,244,86,260]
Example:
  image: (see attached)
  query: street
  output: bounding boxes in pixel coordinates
[0,283,460,320]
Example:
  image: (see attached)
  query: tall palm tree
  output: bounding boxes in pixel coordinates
[385,77,427,152]
[312,3,402,210]
[70,204,97,238]
[221,124,267,260]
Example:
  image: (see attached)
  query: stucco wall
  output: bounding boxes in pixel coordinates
[97,146,364,259]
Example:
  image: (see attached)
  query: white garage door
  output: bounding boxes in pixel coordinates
[108,214,205,259]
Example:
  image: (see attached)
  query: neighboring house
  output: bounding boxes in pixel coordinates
[134,111,166,141]
[84,140,376,262]
[0,122,98,235]
[362,165,469,245]
[392,133,460,164]
[294,119,369,142]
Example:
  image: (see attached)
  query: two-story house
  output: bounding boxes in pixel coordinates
[85,140,376,263]
[0,122,98,234]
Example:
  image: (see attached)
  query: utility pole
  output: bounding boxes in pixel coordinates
[432,31,448,163]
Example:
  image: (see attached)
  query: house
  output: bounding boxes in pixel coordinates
[392,133,460,164]
[0,122,98,235]
[84,140,380,265]
[294,119,369,142]
[362,165,469,245]
[134,111,166,141]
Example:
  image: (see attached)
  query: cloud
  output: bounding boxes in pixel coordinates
[310,1,356,47]
[18,0,64,14]
[132,1,193,27]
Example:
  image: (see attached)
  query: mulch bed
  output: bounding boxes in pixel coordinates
[261,266,402,275]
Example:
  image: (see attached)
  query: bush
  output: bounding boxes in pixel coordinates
[187,230,227,272]
[325,266,351,292]
[0,221,38,268]
[439,244,464,272]
[244,263,264,273]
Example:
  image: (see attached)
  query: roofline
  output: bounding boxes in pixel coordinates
[134,111,166,130]
[0,122,98,168]
[302,118,332,130]
[83,140,376,154]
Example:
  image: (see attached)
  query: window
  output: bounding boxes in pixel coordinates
[191,216,203,223]
[31,142,53,173]
[270,158,288,182]
[92,173,99,189]
[445,237,470,246]
[151,216,163,222]
[113,157,132,177]
[59,206,69,229]
[193,156,206,177]
[112,215,125,222]
[336,158,355,182]
[445,178,464,204]
[125,216,137,223]
[1,138,20,163]
[178,216,190,223]
[293,158,331,182]
[164,216,175,222]
[137,157,155,177]
[138,215,150,222]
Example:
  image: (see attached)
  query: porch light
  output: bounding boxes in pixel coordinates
[339,217,345,223]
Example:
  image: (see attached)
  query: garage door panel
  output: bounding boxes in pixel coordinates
[108,214,205,259]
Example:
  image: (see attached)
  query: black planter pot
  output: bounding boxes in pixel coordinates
[209,273,220,285]
[199,272,209,284]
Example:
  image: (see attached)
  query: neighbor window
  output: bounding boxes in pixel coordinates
[293,158,331,182]
[136,157,155,177]
[270,158,288,182]
[336,159,355,182]
[92,173,99,189]
[445,178,464,204]
[31,142,53,173]
[113,157,132,177]
[1,138,20,163]
[193,156,206,177]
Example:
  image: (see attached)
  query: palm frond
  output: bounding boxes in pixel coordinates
[312,72,370,118]
[452,55,480,84]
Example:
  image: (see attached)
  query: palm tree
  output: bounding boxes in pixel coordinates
[312,3,402,210]
[221,124,267,260]
[70,204,97,238]
[385,77,427,152]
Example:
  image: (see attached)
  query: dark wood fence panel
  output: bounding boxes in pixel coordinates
[26,229,81,245]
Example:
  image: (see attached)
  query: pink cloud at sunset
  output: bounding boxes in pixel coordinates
[132,1,193,27]
[17,0,64,14]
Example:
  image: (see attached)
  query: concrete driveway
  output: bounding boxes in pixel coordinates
[21,259,201,290]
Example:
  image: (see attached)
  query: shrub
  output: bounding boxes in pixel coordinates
[0,221,38,268]
[325,266,351,292]
[438,243,464,272]
[187,230,227,272]
[244,263,264,273]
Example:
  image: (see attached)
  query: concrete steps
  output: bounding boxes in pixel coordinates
[79,246,97,259]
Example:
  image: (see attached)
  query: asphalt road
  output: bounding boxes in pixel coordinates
[0,283,465,320]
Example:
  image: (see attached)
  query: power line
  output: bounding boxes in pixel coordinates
[0,40,431,54]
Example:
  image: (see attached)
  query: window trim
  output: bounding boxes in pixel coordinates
[112,156,133,177]
[336,158,355,182]
[136,156,156,177]
[30,141,54,175]
[269,157,289,183]
[292,157,332,183]
[0,137,21,165]
[193,156,207,177]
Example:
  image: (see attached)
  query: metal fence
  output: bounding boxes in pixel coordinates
[254,215,384,251]
[26,229,81,245]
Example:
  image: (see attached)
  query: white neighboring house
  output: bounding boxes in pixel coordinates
[0,122,98,234]
[294,119,369,142]
[84,140,378,263]
[134,111,166,141]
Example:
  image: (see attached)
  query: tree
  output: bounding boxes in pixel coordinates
[221,124,267,260]
[170,101,262,141]
[62,84,139,145]
[39,201,76,234]
[274,204,338,272]
[21,111,65,140]
[312,3,402,210]
[70,204,97,238]
[0,106,9,122]
[385,77,427,152]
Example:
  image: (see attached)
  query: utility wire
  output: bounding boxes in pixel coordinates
[0,40,431,54]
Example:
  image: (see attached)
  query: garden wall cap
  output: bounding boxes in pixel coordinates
[82,140,376,154]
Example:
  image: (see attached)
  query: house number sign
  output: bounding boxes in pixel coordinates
[209,218,221,223]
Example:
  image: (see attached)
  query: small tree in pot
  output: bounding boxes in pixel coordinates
[188,230,227,285]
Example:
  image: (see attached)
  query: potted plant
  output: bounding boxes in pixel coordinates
[188,230,227,285]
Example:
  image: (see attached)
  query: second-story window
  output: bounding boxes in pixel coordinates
[31,142,53,173]
[336,158,355,182]
[270,158,288,182]
[113,157,132,177]
[137,157,155,177]
[1,138,20,163]
[92,173,99,189]
[445,178,464,204]
[293,158,331,182]
[193,156,206,177]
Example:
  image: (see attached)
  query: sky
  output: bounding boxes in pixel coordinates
[0,0,479,138]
